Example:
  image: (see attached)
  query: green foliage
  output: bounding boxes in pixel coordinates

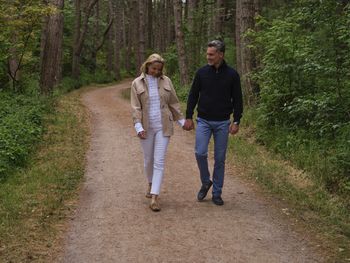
[0,92,47,178]
[222,37,237,69]
[79,67,115,86]
[170,73,190,102]
[162,45,190,102]
[0,1,54,91]
[249,1,350,195]
[163,45,181,77]
[0,88,88,262]
[228,116,350,260]
[55,77,81,94]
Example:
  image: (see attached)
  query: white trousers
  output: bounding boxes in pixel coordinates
[140,127,170,195]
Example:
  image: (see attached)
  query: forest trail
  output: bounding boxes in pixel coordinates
[57,81,324,263]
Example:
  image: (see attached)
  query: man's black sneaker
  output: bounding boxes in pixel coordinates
[212,196,224,206]
[197,181,213,201]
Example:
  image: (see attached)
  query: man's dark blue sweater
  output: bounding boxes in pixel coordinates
[186,60,243,123]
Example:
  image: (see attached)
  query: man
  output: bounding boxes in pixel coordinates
[183,40,243,206]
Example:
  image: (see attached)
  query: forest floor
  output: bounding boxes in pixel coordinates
[55,80,328,263]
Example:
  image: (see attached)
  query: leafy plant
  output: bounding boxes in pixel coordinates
[248,0,350,195]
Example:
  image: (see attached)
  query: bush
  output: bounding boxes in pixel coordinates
[80,67,114,86]
[163,45,181,77]
[249,1,350,196]
[0,92,47,178]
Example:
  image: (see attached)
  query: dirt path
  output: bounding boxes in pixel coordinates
[57,81,323,263]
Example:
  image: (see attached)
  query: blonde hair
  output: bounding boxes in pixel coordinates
[140,53,166,75]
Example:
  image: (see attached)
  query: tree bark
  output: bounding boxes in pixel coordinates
[8,25,35,92]
[235,0,242,76]
[236,0,259,106]
[215,0,225,37]
[187,0,197,34]
[130,0,139,72]
[147,0,153,49]
[138,0,146,72]
[157,0,166,52]
[173,0,189,86]
[123,1,132,73]
[8,34,21,91]
[90,2,100,72]
[72,0,99,78]
[72,0,81,78]
[40,0,64,95]
[106,3,114,73]
[167,0,175,48]
[110,0,122,79]
[187,0,199,71]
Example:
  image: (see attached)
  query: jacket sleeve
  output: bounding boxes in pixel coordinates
[232,72,243,123]
[186,71,200,119]
[130,80,142,124]
[167,78,184,121]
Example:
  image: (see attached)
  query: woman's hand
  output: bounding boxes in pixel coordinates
[138,130,147,139]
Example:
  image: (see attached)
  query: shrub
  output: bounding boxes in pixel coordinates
[0,92,47,178]
[249,1,350,196]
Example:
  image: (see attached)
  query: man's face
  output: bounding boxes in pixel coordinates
[206,47,224,67]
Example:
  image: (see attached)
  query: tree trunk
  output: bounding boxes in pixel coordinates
[184,0,188,20]
[40,0,64,95]
[147,0,153,49]
[187,0,198,71]
[138,0,146,72]
[106,3,114,73]
[167,0,175,48]
[157,1,166,52]
[110,0,122,80]
[72,0,81,78]
[122,5,127,48]
[124,2,131,72]
[235,0,242,76]
[8,34,21,91]
[215,0,224,37]
[173,0,189,86]
[187,0,197,34]
[199,1,208,49]
[130,0,139,72]
[236,0,259,106]
[72,0,99,78]
[91,1,100,72]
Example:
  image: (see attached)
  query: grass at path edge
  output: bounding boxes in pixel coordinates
[0,86,92,262]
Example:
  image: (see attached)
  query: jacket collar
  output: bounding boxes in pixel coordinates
[209,60,227,71]
[140,72,164,80]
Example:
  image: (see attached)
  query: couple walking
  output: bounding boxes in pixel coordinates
[131,40,243,212]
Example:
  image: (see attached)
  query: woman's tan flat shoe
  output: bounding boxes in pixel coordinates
[145,183,152,198]
[150,195,161,212]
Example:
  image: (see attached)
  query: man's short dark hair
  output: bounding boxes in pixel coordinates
[208,40,225,53]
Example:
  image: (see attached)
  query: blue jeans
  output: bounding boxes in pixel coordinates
[195,117,230,197]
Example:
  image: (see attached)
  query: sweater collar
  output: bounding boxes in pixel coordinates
[209,60,227,71]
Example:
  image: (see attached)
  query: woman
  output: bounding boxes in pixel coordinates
[130,54,185,212]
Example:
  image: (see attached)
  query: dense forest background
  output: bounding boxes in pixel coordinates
[0,0,349,202]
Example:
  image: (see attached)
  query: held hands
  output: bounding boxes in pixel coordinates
[183,119,195,131]
[137,130,147,139]
[182,119,239,134]
[229,123,239,135]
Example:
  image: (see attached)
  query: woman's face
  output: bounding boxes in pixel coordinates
[147,62,163,77]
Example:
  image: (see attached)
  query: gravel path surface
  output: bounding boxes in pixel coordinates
[57,81,323,263]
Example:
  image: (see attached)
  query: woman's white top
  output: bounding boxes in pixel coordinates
[134,75,184,134]
[146,75,162,129]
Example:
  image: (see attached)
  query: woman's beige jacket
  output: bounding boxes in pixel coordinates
[130,73,184,137]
